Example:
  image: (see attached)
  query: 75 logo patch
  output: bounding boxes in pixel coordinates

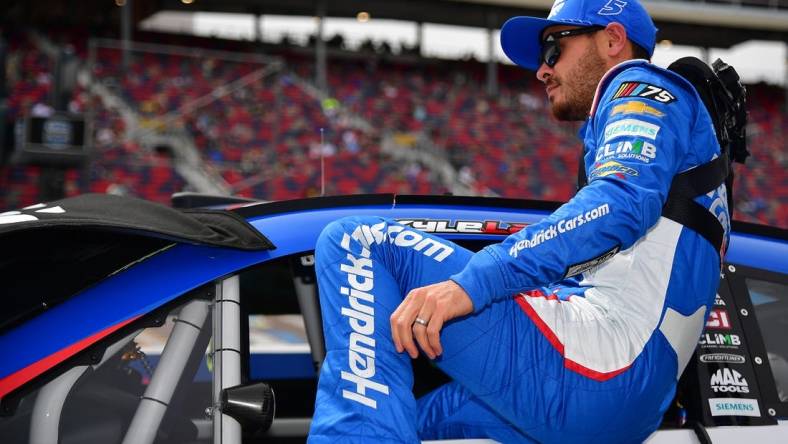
[612,82,676,104]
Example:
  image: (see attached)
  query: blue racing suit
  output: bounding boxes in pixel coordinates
[308,60,729,443]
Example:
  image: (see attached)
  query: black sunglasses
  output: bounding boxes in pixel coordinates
[540,26,605,68]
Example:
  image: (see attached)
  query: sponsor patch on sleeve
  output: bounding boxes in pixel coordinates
[563,245,620,278]
[589,161,638,180]
[595,139,657,164]
[603,118,660,143]
[612,82,676,103]
[611,100,665,118]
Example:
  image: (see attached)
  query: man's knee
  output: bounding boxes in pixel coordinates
[315,216,390,268]
[318,216,458,265]
[319,216,389,243]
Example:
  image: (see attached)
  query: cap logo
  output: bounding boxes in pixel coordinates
[598,0,627,16]
[548,0,566,19]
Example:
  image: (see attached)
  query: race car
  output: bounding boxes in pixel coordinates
[0,192,786,443]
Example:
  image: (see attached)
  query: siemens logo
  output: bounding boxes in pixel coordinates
[603,118,660,143]
[709,398,761,417]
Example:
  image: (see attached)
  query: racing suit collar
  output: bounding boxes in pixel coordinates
[588,58,651,118]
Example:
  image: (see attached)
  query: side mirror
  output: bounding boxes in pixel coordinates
[220,382,275,433]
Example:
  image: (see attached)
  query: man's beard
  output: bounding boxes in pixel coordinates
[549,44,608,121]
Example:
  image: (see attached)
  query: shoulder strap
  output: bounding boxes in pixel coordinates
[576,151,727,255]
[668,153,729,199]
[662,199,725,255]
[662,150,729,254]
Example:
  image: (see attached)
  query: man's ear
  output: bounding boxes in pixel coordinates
[603,22,629,58]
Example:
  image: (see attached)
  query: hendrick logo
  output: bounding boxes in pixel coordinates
[508,204,610,258]
[335,221,456,409]
[700,353,746,364]
[710,368,749,394]
[337,230,390,409]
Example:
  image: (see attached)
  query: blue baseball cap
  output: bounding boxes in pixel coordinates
[501,0,658,71]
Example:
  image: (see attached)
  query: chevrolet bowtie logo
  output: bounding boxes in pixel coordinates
[611,101,664,118]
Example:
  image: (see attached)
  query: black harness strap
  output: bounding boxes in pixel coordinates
[577,150,728,256]
[662,196,725,254]
[667,153,729,199]
[661,152,729,254]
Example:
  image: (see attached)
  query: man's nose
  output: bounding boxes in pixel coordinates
[536,63,553,83]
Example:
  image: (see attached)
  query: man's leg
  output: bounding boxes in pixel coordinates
[308,215,560,443]
[308,215,676,443]
[308,216,476,443]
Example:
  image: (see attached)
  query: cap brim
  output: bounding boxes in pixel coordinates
[500,16,588,71]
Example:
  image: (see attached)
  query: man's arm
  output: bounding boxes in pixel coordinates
[451,68,694,313]
[392,67,696,358]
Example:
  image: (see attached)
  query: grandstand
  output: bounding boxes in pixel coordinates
[0,0,786,228]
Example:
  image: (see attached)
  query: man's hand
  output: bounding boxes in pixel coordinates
[390,280,473,360]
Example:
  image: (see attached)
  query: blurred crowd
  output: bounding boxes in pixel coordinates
[1,29,785,229]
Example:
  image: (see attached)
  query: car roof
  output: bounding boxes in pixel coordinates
[1,194,785,407]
